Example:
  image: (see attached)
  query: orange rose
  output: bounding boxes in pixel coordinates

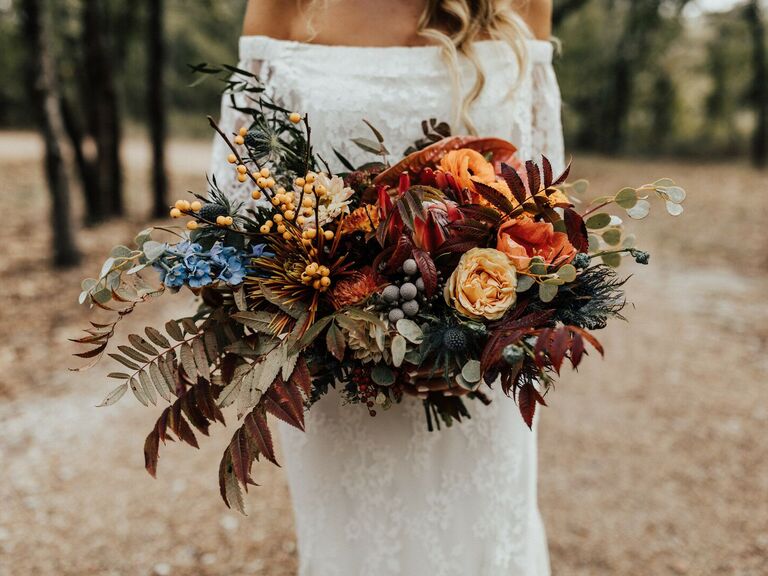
[496,217,577,271]
[439,149,496,192]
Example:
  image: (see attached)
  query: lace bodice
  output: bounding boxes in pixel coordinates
[212,35,563,576]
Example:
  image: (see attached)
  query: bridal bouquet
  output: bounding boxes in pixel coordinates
[73,66,686,512]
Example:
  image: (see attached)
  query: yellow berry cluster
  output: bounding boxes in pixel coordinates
[300,262,332,291]
[169,199,232,231]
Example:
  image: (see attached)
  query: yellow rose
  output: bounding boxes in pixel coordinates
[444,248,518,321]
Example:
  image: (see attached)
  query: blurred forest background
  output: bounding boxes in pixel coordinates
[0,0,766,266]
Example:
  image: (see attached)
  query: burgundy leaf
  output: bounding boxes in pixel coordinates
[290,357,312,398]
[473,181,515,214]
[570,332,585,368]
[525,160,541,194]
[229,429,251,490]
[144,429,160,477]
[263,394,304,431]
[542,156,553,189]
[550,327,570,375]
[552,161,572,186]
[563,208,589,253]
[412,248,438,297]
[518,382,537,429]
[244,409,278,466]
[501,163,527,205]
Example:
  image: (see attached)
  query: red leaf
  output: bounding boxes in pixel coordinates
[265,384,305,431]
[542,156,553,189]
[473,181,515,214]
[525,160,541,194]
[412,248,438,297]
[552,160,572,186]
[570,332,585,368]
[385,234,414,273]
[533,328,552,369]
[563,208,589,253]
[229,429,251,490]
[550,327,570,375]
[290,357,312,398]
[144,429,160,477]
[518,383,537,429]
[501,163,527,205]
[244,409,278,466]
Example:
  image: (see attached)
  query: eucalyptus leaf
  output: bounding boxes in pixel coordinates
[602,228,622,246]
[395,319,423,344]
[557,264,577,283]
[572,179,589,195]
[663,185,686,203]
[461,360,482,384]
[371,364,396,386]
[654,178,674,188]
[539,283,558,303]
[529,257,548,275]
[626,199,651,219]
[516,275,536,293]
[585,213,611,230]
[614,187,637,209]
[601,252,622,267]
[665,200,684,216]
[391,334,407,368]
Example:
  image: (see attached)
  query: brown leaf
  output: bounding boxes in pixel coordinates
[244,409,278,466]
[229,429,252,490]
[325,323,346,362]
[518,382,537,429]
[412,248,437,297]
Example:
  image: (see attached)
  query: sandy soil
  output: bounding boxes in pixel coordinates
[0,132,766,575]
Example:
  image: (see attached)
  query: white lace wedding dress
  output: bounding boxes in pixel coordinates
[212,34,564,576]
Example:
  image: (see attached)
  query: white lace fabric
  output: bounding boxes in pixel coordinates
[212,35,564,576]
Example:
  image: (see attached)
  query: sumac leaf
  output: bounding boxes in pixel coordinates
[412,248,437,297]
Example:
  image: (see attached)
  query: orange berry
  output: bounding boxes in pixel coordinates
[237,173,247,183]
[289,112,301,124]
[260,167,271,178]
[190,201,202,212]
[234,135,245,145]
[238,127,248,137]
[186,220,199,230]
[251,190,262,200]
[227,153,237,164]
[170,208,182,218]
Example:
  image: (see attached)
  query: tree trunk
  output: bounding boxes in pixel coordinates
[148,0,169,218]
[82,0,123,217]
[747,0,768,168]
[602,0,662,153]
[61,94,103,224]
[19,0,81,267]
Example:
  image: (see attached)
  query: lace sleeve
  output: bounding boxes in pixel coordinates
[529,48,565,173]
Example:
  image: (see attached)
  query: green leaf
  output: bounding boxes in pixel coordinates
[138,370,158,406]
[461,360,482,384]
[142,241,167,262]
[325,323,346,361]
[571,179,589,194]
[391,334,407,368]
[516,275,536,292]
[601,252,622,267]
[129,377,149,406]
[602,228,622,246]
[615,187,638,209]
[529,257,548,275]
[145,326,171,349]
[626,199,651,219]
[97,383,128,407]
[395,319,423,344]
[293,315,334,352]
[662,185,686,204]
[539,283,558,303]
[371,364,396,386]
[585,213,611,229]
[665,200,684,216]
[557,264,577,283]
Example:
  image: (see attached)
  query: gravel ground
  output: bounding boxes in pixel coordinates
[0,133,766,575]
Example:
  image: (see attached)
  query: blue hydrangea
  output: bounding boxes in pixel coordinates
[153,239,269,289]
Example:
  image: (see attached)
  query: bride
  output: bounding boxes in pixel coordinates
[212,1,562,574]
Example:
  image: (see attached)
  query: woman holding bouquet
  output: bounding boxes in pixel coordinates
[213,1,561,574]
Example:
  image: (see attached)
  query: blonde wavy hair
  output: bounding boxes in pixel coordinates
[303,0,532,134]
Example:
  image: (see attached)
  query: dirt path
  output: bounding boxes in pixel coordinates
[1,134,766,575]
